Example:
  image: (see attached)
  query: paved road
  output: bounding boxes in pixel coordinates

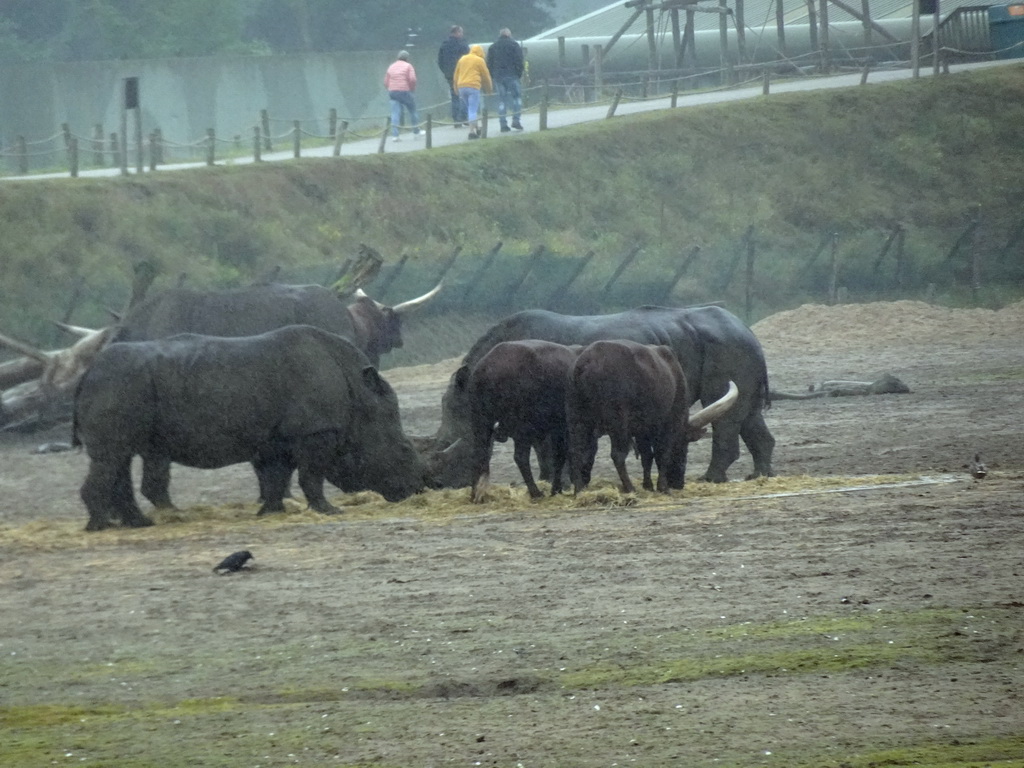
[8,59,1018,182]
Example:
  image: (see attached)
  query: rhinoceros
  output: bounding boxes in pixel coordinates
[73,325,428,531]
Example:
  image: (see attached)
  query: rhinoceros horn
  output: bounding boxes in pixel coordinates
[688,380,739,431]
[391,281,443,313]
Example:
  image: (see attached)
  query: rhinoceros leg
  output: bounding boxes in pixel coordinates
[740,411,776,479]
[548,430,569,496]
[703,421,742,483]
[140,456,175,509]
[81,456,152,531]
[292,432,342,515]
[636,437,656,492]
[254,452,293,516]
[608,428,636,494]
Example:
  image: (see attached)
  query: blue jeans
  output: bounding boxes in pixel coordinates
[449,79,467,122]
[495,76,522,125]
[458,87,481,124]
[388,90,419,137]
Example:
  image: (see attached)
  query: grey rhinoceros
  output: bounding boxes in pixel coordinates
[73,325,428,531]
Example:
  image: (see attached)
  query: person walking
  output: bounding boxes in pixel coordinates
[486,28,525,132]
[452,44,492,140]
[384,50,420,142]
[437,25,470,127]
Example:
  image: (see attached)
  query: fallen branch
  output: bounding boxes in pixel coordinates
[772,374,910,400]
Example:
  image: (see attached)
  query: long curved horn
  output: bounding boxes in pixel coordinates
[392,281,443,314]
[353,288,384,309]
[55,322,100,338]
[689,381,739,430]
[441,437,464,455]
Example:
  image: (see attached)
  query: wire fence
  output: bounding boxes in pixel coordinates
[0,38,1018,178]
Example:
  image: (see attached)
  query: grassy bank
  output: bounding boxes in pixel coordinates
[1,65,1022,351]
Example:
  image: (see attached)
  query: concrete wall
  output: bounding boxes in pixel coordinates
[0,50,455,161]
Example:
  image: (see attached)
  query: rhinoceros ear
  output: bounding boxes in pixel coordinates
[360,366,391,397]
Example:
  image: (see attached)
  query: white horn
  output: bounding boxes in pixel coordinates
[689,381,739,430]
[55,322,101,338]
[353,288,384,309]
[392,281,443,313]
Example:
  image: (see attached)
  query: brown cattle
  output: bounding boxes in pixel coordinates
[566,340,737,494]
[453,340,581,502]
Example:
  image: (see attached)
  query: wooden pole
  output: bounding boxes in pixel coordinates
[68,137,78,177]
[719,0,731,84]
[659,245,702,303]
[293,120,301,158]
[261,109,272,150]
[776,0,788,58]
[547,250,596,308]
[378,119,390,153]
[818,0,831,72]
[828,232,840,304]
[911,0,921,78]
[463,242,505,303]
[606,89,623,119]
[93,123,104,166]
[735,0,747,65]
[540,80,549,131]
[594,45,604,98]
[933,0,942,76]
[507,246,547,307]
[333,119,349,156]
[423,115,431,150]
[206,128,215,166]
[602,244,643,297]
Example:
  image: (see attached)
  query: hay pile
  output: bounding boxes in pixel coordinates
[752,300,1024,353]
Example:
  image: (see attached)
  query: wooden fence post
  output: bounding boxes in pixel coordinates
[546,250,595,308]
[376,253,410,301]
[506,245,547,306]
[68,137,78,177]
[378,119,391,153]
[828,232,840,304]
[434,246,463,285]
[463,242,505,303]
[261,109,272,150]
[540,80,549,131]
[92,124,104,166]
[333,119,349,156]
[293,120,301,158]
[658,245,702,303]
[606,89,622,119]
[671,79,679,108]
[206,129,215,165]
[328,108,337,140]
[602,244,643,297]
[154,128,164,164]
[148,132,157,170]
[744,228,756,321]
[425,114,432,150]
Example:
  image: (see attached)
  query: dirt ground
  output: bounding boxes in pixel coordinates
[1,300,1022,767]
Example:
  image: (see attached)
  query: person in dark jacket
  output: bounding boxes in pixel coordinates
[486,28,525,132]
[437,25,470,126]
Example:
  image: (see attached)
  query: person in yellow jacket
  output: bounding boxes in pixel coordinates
[452,44,493,140]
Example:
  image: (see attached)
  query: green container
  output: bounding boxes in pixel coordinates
[989,3,1024,59]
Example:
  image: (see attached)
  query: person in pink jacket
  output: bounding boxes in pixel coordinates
[452,44,493,140]
[384,50,421,142]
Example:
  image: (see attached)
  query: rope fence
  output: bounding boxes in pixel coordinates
[0,39,1016,178]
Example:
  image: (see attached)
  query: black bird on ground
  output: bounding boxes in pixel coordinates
[213,550,254,573]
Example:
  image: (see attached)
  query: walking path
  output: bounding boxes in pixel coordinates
[7,59,1018,182]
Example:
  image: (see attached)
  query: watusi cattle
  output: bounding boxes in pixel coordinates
[73,325,428,531]
[566,340,738,494]
[452,340,582,502]
[112,282,442,368]
[430,305,773,487]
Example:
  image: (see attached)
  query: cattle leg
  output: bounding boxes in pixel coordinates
[512,438,544,499]
[609,432,636,494]
[740,411,776,479]
[292,433,342,515]
[140,456,176,509]
[636,438,656,492]
[548,431,569,496]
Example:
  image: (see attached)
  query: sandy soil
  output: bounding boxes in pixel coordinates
[0,301,1021,767]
